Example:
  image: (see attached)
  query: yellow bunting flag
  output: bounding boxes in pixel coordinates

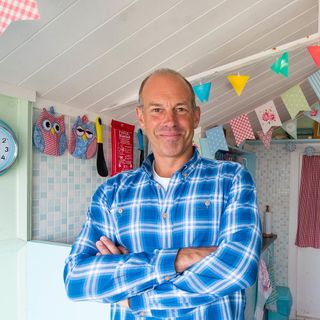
[227,75,250,96]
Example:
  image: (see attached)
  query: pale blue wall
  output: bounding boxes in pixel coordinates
[0,94,32,240]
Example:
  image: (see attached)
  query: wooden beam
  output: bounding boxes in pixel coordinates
[102,32,320,113]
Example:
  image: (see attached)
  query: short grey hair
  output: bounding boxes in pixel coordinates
[138,68,197,110]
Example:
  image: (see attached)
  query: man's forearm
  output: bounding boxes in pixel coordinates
[64,237,178,304]
[174,246,218,273]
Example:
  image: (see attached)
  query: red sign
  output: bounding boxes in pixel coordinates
[111,119,135,176]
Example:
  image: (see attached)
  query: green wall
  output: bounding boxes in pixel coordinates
[0,94,32,241]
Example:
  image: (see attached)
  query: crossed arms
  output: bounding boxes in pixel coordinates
[64,167,262,318]
[95,236,217,308]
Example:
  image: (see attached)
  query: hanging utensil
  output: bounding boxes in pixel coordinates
[95,117,108,177]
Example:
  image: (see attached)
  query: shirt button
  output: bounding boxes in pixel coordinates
[156,184,161,189]
[139,311,145,316]
[118,208,123,214]
[165,276,171,281]
[183,172,188,177]
[204,200,210,207]
[162,213,168,219]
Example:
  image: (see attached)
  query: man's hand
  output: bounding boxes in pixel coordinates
[96,236,129,308]
[175,246,217,273]
[96,236,128,255]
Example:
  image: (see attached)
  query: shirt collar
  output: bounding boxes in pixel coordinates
[141,147,201,178]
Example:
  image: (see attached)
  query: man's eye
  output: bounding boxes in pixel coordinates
[151,108,161,113]
[176,107,188,112]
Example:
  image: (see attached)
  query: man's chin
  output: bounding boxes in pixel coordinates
[157,146,184,158]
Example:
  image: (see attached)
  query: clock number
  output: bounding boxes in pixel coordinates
[5,147,8,152]
[1,155,5,160]
[2,137,7,143]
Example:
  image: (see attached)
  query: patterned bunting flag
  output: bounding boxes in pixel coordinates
[282,119,297,139]
[304,102,320,123]
[0,0,40,35]
[230,114,255,146]
[257,128,273,149]
[308,70,320,100]
[280,85,310,119]
[255,101,282,133]
[205,126,228,156]
[199,138,215,159]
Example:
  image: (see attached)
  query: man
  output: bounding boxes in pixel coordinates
[64,69,262,319]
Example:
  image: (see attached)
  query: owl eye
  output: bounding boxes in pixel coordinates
[42,119,52,131]
[85,130,93,139]
[76,126,84,136]
[53,123,61,133]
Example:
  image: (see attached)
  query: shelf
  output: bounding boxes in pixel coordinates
[247,139,320,145]
[262,234,277,252]
[225,144,255,155]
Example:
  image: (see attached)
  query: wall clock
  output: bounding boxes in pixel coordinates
[0,119,18,175]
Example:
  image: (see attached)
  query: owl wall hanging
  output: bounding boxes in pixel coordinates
[68,115,97,159]
[33,106,67,156]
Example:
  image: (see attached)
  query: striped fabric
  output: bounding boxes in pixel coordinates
[308,70,320,100]
[296,155,320,248]
[64,149,262,320]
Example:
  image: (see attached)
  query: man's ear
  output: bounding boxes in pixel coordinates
[136,106,145,129]
[193,106,201,128]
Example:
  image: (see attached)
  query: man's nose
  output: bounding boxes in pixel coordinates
[163,110,177,125]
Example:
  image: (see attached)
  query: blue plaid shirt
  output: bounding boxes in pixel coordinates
[64,149,262,319]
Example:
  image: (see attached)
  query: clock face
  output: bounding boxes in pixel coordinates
[0,121,18,174]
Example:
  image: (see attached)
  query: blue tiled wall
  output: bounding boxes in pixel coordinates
[32,110,106,243]
[253,143,291,286]
[32,109,141,244]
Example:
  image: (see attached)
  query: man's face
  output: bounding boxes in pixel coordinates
[136,73,200,161]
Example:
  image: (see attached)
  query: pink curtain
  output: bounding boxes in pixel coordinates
[296,155,320,248]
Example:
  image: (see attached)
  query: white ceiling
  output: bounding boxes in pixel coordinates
[0,0,319,131]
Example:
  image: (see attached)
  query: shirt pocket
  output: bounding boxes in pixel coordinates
[194,199,213,216]
[192,198,220,246]
[110,206,132,233]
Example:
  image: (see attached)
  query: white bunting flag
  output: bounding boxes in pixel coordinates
[282,119,297,139]
[255,101,282,133]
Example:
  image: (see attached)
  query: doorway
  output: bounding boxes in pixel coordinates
[288,146,320,319]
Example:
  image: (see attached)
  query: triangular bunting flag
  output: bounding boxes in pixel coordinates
[255,100,282,133]
[308,70,320,100]
[308,46,320,67]
[193,82,212,103]
[230,114,255,146]
[281,85,310,119]
[227,75,250,96]
[304,102,320,123]
[206,126,229,156]
[282,119,297,139]
[199,138,215,159]
[0,0,40,35]
[270,52,289,77]
[193,127,202,154]
[257,128,273,149]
